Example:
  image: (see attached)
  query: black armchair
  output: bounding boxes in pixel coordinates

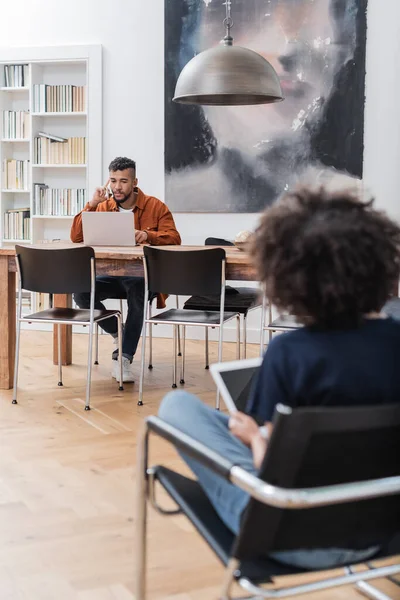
[135,403,400,599]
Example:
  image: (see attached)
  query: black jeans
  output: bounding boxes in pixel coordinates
[74,276,145,361]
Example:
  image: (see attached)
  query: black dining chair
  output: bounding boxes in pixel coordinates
[136,402,400,599]
[13,245,124,410]
[184,238,262,365]
[138,246,240,407]
[259,296,302,355]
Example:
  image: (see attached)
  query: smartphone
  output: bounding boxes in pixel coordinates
[105,184,113,198]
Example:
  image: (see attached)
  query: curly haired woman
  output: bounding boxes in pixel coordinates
[159,186,400,569]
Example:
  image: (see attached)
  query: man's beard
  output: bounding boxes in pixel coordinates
[114,191,132,204]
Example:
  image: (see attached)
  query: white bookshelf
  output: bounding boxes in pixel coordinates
[0,45,102,315]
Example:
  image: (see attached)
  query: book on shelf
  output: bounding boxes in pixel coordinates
[35,292,50,311]
[33,84,86,112]
[2,110,30,139]
[34,136,86,164]
[2,159,30,190]
[3,65,28,88]
[34,184,86,216]
[38,131,67,143]
[3,207,30,240]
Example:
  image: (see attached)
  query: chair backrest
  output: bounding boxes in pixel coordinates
[233,402,400,561]
[143,246,226,296]
[15,245,95,294]
[205,237,234,247]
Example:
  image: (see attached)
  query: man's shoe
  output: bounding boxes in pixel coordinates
[112,356,135,383]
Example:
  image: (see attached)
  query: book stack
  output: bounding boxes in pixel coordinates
[3,208,30,240]
[36,292,50,311]
[3,65,28,88]
[34,136,86,165]
[2,110,30,139]
[2,159,29,189]
[32,84,86,112]
[34,184,86,216]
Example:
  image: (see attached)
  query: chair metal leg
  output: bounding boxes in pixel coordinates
[12,317,22,404]
[176,296,182,357]
[138,319,147,406]
[356,581,393,600]
[236,314,241,360]
[148,303,153,370]
[117,314,124,391]
[205,327,209,369]
[243,313,247,359]
[135,425,149,600]
[85,322,94,411]
[172,325,178,388]
[57,323,63,386]
[216,325,223,410]
[220,559,239,600]
[148,323,153,369]
[180,325,186,385]
[260,300,266,357]
[268,304,273,342]
[94,323,99,365]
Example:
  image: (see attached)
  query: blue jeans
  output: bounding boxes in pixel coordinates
[159,391,379,570]
[74,276,145,361]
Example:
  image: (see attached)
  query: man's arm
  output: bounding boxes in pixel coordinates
[145,203,181,246]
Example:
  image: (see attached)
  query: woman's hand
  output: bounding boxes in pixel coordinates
[228,412,260,447]
[229,412,269,469]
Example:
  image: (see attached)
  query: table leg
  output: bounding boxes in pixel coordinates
[0,256,16,389]
[53,293,72,365]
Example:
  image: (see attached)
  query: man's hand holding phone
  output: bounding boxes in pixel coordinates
[89,180,112,208]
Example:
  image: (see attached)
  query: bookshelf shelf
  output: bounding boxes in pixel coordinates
[32,112,87,117]
[32,215,74,219]
[32,164,87,168]
[2,238,31,243]
[0,87,29,92]
[2,189,30,193]
[2,138,29,142]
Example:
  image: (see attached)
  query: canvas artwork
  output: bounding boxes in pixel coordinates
[165,0,368,213]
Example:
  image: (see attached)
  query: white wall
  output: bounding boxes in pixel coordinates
[1,0,399,340]
[363,0,400,222]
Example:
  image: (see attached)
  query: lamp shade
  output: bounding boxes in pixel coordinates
[173,44,284,106]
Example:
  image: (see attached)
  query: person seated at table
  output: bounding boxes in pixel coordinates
[71,156,181,382]
[159,185,400,569]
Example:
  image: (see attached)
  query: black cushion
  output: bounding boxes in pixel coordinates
[184,287,261,315]
[149,308,238,325]
[23,307,119,323]
[154,467,308,583]
[154,466,400,584]
[267,315,302,330]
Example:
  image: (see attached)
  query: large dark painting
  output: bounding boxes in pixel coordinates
[165,0,368,212]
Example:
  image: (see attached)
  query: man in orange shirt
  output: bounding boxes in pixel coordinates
[71,156,181,382]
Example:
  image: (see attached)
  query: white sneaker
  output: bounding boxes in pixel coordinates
[112,356,135,383]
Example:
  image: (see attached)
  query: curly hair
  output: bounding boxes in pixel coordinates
[108,156,136,177]
[251,187,400,328]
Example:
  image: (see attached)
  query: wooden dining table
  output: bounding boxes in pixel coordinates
[0,243,257,389]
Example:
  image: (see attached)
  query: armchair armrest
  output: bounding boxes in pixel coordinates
[145,416,234,480]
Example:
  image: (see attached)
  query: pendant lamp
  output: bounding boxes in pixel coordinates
[173,1,284,106]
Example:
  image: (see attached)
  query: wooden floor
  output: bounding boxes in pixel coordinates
[0,331,399,600]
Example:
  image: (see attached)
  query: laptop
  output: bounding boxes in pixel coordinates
[210,357,262,413]
[82,212,137,246]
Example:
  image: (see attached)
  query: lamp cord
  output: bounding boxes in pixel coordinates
[223,1,234,45]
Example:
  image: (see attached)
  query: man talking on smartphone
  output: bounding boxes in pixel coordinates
[71,156,181,382]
